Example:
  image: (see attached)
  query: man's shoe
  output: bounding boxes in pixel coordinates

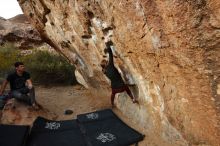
[32,103,40,110]
[132,99,139,104]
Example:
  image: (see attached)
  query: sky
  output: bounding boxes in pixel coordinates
[0,0,23,19]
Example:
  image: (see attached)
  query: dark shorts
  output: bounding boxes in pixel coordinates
[111,86,130,94]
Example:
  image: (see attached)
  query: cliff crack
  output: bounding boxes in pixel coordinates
[136,0,149,39]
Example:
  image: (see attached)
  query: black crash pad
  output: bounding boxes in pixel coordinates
[0,124,29,146]
[77,109,144,146]
[26,117,85,146]
[77,109,115,123]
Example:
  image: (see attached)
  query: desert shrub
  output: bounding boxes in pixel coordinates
[0,44,76,85]
[24,51,77,85]
[0,43,22,78]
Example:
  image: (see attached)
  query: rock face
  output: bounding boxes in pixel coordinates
[18,0,220,146]
[0,14,43,49]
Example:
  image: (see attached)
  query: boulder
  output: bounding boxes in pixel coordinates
[0,14,44,49]
[18,0,220,145]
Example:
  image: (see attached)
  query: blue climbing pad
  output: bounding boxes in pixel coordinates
[26,117,85,146]
[77,109,144,146]
[0,124,29,146]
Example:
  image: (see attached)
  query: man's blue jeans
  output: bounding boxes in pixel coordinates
[11,87,36,105]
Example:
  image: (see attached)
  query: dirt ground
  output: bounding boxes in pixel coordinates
[36,85,154,146]
[0,85,150,146]
[35,85,111,120]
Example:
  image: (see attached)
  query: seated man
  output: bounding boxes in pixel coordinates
[101,41,138,107]
[0,62,39,109]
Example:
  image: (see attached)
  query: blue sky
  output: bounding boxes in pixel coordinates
[0,0,23,19]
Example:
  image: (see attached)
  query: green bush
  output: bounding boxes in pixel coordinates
[0,43,22,77]
[0,43,77,85]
